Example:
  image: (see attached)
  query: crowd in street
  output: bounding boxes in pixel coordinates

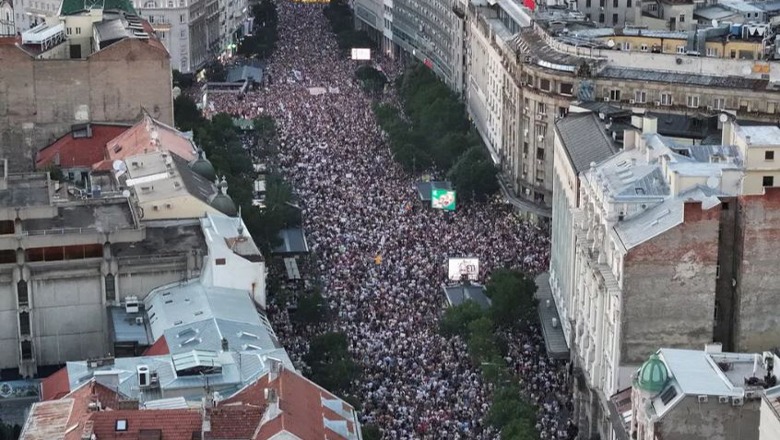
[206,1,573,438]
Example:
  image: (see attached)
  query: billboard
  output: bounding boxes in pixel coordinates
[431,189,456,211]
[448,258,480,282]
[351,48,371,60]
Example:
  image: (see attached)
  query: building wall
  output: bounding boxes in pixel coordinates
[734,187,780,352]
[139,196,219,221]
[136,5,191,72]
[466,16,503,163]
[621,201,720,364]
[759,396,780,440]
[0,269,19,365]
[657,396,761,440]
[0,38,172,171]
[713,196,738,349]
[576,0,637,27]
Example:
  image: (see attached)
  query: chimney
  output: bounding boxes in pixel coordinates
[642,115,657,135]
[705,343,722,353]
[221,338,229,351]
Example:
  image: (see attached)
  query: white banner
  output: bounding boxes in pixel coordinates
[448,258,480,282]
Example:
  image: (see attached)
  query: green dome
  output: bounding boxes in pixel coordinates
[635,353,669,393]
[211,193,237,216]
[190,150,216,181]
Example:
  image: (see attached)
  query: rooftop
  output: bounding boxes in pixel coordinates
[555,112,617,174]
[597,66,770,90]
[442,283,492,310]
[0,173,51,208]
[111,223,204,259]
[60,0,136,16]
[22,201,135,233]
[734,125,780,146]
[273,227,310,255]
[535,273,569,359]
[36,123,131,170]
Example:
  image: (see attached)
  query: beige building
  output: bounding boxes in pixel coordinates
[760,384,780,440]
[0,8,172,171]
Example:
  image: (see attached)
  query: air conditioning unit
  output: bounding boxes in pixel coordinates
[629,99,636,104]
[707,105,714,110]
[654,101,661,106]
[135,317,144,325]
[732,397,743,406]
[719,396,730,404]
[538,135,545,142]
[698,395,708,403]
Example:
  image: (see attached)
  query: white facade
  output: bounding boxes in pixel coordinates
[0,0,13,35]
[12,0,59,32]
[760,385,780,440]
[135,0,193,72]
[466,15,505,164]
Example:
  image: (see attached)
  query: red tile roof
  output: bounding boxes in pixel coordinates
[90,409,201,440]
[41,366,71,401]
[142,336,170,356]
[208,405,264,439]
[224,368,359,440]
[36,124,130,169]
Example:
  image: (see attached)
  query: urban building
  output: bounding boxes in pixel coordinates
[0,7,172,171]
[545,108,780,438]
[24,364,361,439]
[0,0,13,35]
[610,345,779,440]
[760,384,780,440]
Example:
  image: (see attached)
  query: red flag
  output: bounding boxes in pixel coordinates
[523,0,536,10]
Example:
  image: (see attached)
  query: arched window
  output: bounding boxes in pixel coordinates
[17,280,28,307]
[105,274,116,302]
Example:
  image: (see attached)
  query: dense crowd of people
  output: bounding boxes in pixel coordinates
[206,1,573,438]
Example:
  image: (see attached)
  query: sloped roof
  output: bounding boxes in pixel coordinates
[41,366,72,401]
[89,409,200,440]
[36,124,130,170]
[555,112,617,174]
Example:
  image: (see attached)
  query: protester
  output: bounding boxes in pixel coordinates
[206,2,572,438]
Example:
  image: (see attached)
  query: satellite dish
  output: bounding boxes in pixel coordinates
[719,113,730,123]
[706,176,719,188]
[112,160,127,172]
[122,189,131,198]
[607,39,615,48]
[712,19,719,28]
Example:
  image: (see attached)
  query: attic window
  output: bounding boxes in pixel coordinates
[215,258,226,266]
[181,336,201,346]
[71,123,92,139]
[194,311,204,316]
[164,299,173,304]
[660,386,678,404]
[635,188,645,195]
[116,419,128,431]
[113,145,122,153]
[239,331,259,339]
[162,292,171,296]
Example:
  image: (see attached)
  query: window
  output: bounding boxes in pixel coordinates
[763,176,774,187]
[537,147,546,160]
[706,47,718,57]
[626,0,631,6]
[622,41,631,51]
[766,151,775,161]
[599,13,605,22]
[687,95,699,108]
[613,0,618,6]
[105,274,116,302]
[75,27,81,35]
[586,0,591,6]
[116,420,128,432]
[634,90,646,103]
[558,106,568,118]
[640,44,648,52]
[730,50,736,59]
[586,13,591,20]
[17,280,28,307]
[613,13,619,24]
[713,98,725,110]
[19,311,30,336]
[537,102,546,115]
[560,83,573,95]
[610,89,621,101]
[66,27,72,35]
[21,341,32,360]
[677,46,686,54]
[180,14,185,22]
[661,93,673,106]
[216,258,227,265]
[600,0,605,6]
[679,13,685,22]
[660,386,678,404]
[523,142,529,154]
[540,79,551,91]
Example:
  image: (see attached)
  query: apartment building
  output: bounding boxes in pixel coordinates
[761,384,780,440]
[0,7,172,171]
[615,346,779,440]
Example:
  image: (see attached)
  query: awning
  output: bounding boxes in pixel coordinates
[442,283,491,310]
[535,272,569,359]
[273,228,310,255]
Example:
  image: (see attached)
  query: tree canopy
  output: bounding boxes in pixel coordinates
[446,146,499,202]
[304,332,360,393]
[485,269,538,329]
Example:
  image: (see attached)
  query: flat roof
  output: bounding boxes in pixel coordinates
[273,228,309,255]
[0,175,50,208]
[735,125,780,146]
[110,307,152,345]
[598,66,769,90]
[22,201,135,232]
[111,223,204,258]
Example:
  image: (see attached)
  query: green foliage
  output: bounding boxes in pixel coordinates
[203,60,227,82]
[0,420,21,440]
[439,301,484,338]
[44,164,64,182]
[172,69,194,89]
[446,146,499,202]
[304,332,360,393]
[238,0,278,58]
[355,65,387,95]
[467,316,502,364]
[485,386,539,439]
[293,289,326,324]
[361,424,382,440]
[174,95,204,132]
[324,0,375,51]
[485,269,538,329]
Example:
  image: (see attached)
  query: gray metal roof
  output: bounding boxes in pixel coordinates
[597,66,769,90]
[442,284,492,310]
[110,307,152,345]
[534,273,569,359]
[273,228,310,254]
[94,18,131,43]
[555,112,617,174]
